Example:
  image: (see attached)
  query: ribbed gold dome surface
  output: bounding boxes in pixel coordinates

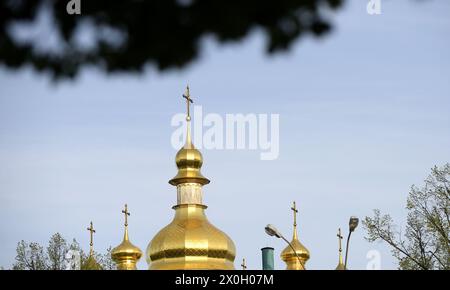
[147,204,236,270]
[169,144,210,186]
[280,235,310,270]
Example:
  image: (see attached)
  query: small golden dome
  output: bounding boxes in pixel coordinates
[169,142,210,186]
[147,204,236,270]
[111,229,142,270]
[111,204,142,270]
[280,236,310,270]
[81,255,102,270]
[281,201,310,270]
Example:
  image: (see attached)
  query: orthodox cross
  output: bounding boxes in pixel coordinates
[337,228,343,254]
[291,201,298,227]
[87,221,96,255]
[122,204,130,227]
[241,258,247,270]
[182,85,194,121]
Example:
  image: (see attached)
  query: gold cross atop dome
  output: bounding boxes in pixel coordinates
[87,221,96,256]
[147,86,236,270]
[111,204,143,270]
[122,204,130,227]
[335,228,346,270]
[337,228,343,253]
[280,200,309,270]
[182,85,194,121]
[241,258,247,270]
[291,201,298,228]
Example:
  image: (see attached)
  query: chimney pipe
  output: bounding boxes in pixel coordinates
[261,247,274,270]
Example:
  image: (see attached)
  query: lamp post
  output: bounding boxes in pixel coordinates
[344,216,359,269]
[264,224,304,269]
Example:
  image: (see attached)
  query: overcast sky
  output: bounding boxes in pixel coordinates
[1,0,449,270]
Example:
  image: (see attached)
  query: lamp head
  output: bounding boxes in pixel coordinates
[349,216,359,232]
[265,224,283,239]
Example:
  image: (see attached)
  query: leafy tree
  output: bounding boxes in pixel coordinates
[100,246,117,270]
[47,233,68,270]
[0,0,344,79]
[12,233,116,270]
[363,164,450,270]
[13,240,48,270]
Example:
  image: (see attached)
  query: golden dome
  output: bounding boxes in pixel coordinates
[280,232,310,270]
[147,204,236,270]
[147,86,236,270]
[81,255,102,270]
[111,228,142,270]
[281,201,310,270]
[169,142,210,186]
[111,204,142,270]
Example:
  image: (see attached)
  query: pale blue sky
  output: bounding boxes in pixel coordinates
[1,0,449,269]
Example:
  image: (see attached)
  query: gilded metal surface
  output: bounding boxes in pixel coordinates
[147,204,235,270]
[147,87,235,269]
[111,204,142,270]
[169,144,210,186]
[169,86,209,185]
[81,255,102,270]
[335,228,346,270]
[280,201,310,270]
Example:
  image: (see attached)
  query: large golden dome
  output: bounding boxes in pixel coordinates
[147,204,235,269]
[147,86,236,270]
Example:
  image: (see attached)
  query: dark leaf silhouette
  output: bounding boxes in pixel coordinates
[0,0,344,79]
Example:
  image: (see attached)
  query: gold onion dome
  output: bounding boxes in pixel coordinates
[169,135,209,186]
[111,204,142,270]
[281,202,310,270]
[146,86,236,270]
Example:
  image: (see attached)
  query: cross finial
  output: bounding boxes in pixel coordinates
[87,221,96,255]
[122,204,130,227]
[241,258,247,270]
[337,228,343,253]
[291,201,298,227]
[182,85,194,121]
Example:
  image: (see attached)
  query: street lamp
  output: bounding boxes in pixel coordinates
[344,216,359,269]
[264,224,304,269]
